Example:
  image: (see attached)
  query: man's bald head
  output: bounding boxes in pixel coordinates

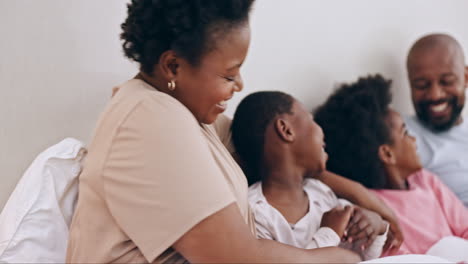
[406,33,468,132]
[407,33,465,70]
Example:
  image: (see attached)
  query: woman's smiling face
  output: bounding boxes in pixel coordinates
[173,24,251,124]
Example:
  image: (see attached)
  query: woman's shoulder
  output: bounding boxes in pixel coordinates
[114,79,195,118]
[87,79,204,160]
[101,79,200,134]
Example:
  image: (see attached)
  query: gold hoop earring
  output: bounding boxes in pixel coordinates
[168,80,176,91]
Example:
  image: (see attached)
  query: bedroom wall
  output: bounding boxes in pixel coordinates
[1,0,468,209]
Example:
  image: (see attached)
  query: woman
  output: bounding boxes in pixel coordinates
[66,1,393,262]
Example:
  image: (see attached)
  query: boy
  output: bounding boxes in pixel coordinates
[231,91,387,260]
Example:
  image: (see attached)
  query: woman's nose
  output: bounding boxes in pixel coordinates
[234,75,244,92]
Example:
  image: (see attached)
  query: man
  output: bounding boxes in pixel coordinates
[405,33,468,206]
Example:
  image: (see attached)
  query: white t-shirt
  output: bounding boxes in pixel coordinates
[405,115,468,207]
[248,179,387,260]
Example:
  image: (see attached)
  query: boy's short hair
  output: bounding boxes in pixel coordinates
[314,74,393,188]
[232,91,294,185]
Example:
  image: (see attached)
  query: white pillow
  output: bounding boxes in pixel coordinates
[426,236,468,262]
[0,138,86,263]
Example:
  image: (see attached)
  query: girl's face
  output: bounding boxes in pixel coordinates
[385,109,423,176]
[291,101,328,174]
[173,24,251,124]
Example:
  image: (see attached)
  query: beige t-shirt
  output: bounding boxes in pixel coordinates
[66,79,253,263]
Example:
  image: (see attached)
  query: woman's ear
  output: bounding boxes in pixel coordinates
[157,50,179,80]
[274,118,295,143]
[378,144,396,165]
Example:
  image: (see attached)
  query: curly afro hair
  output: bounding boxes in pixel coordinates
[231,91,294,185]
[314,74,393,189]
[120,0,254,74]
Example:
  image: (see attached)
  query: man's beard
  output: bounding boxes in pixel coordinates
[416,97,464,132]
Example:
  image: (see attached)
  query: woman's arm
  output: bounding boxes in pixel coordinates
[317,170,403,253]
[173,203,361,263]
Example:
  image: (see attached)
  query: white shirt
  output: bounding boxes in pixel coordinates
[405,116,468,207]
[248,179,387,260]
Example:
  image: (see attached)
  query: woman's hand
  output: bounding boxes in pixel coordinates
[344,206,387,249]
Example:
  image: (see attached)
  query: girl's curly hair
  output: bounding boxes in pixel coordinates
[314,74,393,189]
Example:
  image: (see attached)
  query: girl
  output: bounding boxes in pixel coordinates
[314,74,468,261]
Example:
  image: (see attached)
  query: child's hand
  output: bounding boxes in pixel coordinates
[383,217,404,255]
[344,206,387,249]
[320,205,354,238]
[383,223,404,255]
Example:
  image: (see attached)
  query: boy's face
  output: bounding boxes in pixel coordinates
[290,101,328,174]
[407,44,468,132]
[385,110,423,175]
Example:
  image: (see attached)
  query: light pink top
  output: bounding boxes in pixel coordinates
[372,169,468,255]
